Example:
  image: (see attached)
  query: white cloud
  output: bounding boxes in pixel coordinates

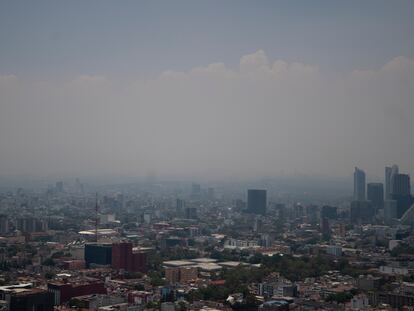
[240,50,269,73]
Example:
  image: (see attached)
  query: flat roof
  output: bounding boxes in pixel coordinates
[78,229,118,235]
[263,300,289,306]
[0,283,32,291]
[163,260,195,267]
[190,258,218,263]
[217,261,249,267]
[196,263,222,271]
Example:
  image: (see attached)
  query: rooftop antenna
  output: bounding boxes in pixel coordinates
[95,193,99,243]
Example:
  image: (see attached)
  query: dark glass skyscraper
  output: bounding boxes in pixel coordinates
[367,183,384,209]
[391,173,413,218]
[85,243,112,267]
[392,174,411,196]
[247,189,267,215]
[353,167,366,201]
[385,165,399,200]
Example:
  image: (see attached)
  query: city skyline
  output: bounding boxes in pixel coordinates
[1,2,414,310]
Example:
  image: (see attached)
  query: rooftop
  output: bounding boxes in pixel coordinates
[191,258,218,263]
[163,260,195,267]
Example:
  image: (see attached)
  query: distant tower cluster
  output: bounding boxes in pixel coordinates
[352,164,414,224]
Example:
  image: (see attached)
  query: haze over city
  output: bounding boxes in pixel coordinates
[1,1,414,181]
[3,2,414,311]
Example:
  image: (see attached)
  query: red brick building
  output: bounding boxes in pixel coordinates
[47,279,106,305]
[111,242,147,273]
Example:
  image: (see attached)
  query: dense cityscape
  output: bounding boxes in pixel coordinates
[2,1,414,310]
[0,165,413,310]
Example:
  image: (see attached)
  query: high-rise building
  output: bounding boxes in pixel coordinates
[367,183,384,209]
[390,173,413,218]
[392,174,411,196]
[353,167,366,201]
[112,242,148,273]
[320,217,331,236]
[247,189,267,215]
[84,243,112,267]
[385,165,399,200]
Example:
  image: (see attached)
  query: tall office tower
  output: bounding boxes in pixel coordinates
[247,189,267,215]
[385,165,399,200]
[320,217,331,236]
[391,173,413,218]
[392,174,411,196]
[353,167,366,201]
[367,183,384,209]
[385,167,391,199]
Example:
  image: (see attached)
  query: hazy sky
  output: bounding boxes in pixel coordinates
[1,1,414,181]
